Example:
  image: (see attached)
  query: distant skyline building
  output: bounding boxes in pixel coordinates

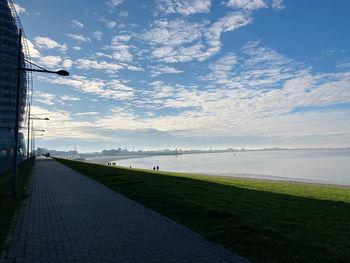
[0,0,30,173]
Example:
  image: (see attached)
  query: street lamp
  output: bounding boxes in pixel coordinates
[30,117,49,120]
[22,58,69,76]
[20,68,69,76]
[26,115,48,168]
[12,28,69,197]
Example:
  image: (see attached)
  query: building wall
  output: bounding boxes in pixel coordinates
[0,0,27,170]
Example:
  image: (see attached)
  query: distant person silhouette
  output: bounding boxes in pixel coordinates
[153,167,156,171]
[156,165,159,171]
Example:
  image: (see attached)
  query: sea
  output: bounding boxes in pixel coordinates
[112,149,350,186]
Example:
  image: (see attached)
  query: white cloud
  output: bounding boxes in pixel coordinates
[34,36,67,52]
[23,38,41,58]
[75,112,99,116]
[141,12,252,63]
[39,56,62,68]
[204,42,297,89]
[31,105,70,122]
[92,69,350,139]
[142,18,211,62]
[61,95,81,101]
[38,75,135,101]
[62,59,73,68]
[95,52,113,59]
[208,53,238,80]
[72,46,81,51]
[336,61,350,68]
[206,11,252,40]
[66,34,91,43]
[151,46,174,59]
[30,105,107,140]
[112,45,133,62]
[106,21,117,28]
[75,56,141,73]
[92,31,103,41]
[35,91,56,105]
[119,10,128,18]
[148,81,175,98]
[23,2,349,148]
[107,0,124,8]
[13,3,26,14]
[76,59,124,73]
[89,41,350,139]
[72,19,84,29]
[127,65,144,71]
[156,0,211,16]
[99,17,118,28]
[111,35,131,44]
[242,41,293,68]
[35,51,350,146]
[152,42,207,63]
[225,0,267,10]
[149,65,183,77]
[326,49,335,56]
[271,0,285,10]
[108,35,133,62]
[142,19,205,46]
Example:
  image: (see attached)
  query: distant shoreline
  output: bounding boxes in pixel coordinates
[82,155,153,164]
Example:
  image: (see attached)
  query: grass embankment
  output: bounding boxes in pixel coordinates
[56,158,350,263]
[0,159,34,254]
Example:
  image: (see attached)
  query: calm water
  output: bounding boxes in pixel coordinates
[114,149,350,186]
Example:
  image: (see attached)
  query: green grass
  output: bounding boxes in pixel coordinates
[0,159,34,255]
[55,158,350,263]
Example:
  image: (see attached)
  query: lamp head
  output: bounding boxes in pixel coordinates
[56,70,69,76]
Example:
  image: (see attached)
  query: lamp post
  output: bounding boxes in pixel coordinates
[26,116,49,160]
[29,128,45,157]
[26,114,46,168]
[12,28,69,197]
[24,105,49,168]
[26,102,30,168]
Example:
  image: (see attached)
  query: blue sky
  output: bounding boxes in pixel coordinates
[13,0,350,152]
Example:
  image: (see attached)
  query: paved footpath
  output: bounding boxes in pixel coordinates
[3,157,249,263]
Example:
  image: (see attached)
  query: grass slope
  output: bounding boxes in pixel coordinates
[56,158,350,263]
[0,159,34,255]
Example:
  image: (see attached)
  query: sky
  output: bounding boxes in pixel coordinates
[12,0,350,152]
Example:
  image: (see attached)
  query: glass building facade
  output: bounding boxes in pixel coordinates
[0,0,28,174]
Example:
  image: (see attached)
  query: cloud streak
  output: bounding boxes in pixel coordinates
[66,34,91,43]
[72,19,84,29]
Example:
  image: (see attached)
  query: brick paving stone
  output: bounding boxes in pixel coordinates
[2,157,250,263]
